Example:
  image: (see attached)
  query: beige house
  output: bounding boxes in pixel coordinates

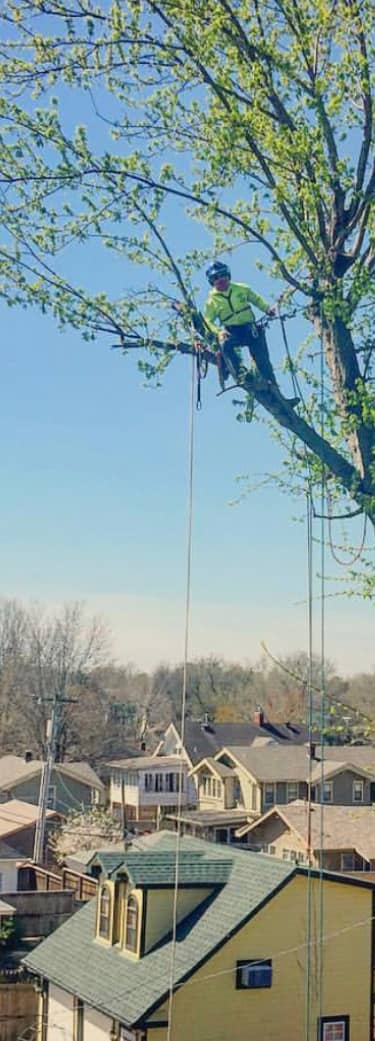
[107,756,195,826]
[236,801,375,872]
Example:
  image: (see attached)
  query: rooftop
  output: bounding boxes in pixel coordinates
[0,755,104,791]
[24,831,296,1025]
[0,799,59,838]
[108,756,184,771]
[158,719,311,766]
[243,802,375,861]
[166,809,253,826]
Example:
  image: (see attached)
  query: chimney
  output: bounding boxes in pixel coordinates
[24,750,33,763]
[253,705,264,727]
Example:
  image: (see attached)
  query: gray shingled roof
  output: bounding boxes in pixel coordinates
[24,832,295,1025]
[221,745,310,781]
[166,720,311,765]
[0,755,103,791]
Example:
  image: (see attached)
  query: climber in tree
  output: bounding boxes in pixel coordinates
[203,261,298,403]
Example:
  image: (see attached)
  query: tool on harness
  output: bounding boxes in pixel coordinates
[194,339,208,409]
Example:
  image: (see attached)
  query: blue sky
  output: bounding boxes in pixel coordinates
[1,281,374,677]
[1,67,374,677]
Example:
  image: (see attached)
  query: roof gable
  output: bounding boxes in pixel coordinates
[24,832,295,1024]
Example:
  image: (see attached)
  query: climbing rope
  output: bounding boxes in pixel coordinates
[304,487,314,1041]
[166,352,196,1041]
[326,489,368,566]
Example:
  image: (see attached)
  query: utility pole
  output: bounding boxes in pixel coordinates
[33,691,77,865]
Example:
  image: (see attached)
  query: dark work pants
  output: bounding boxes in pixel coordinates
[222,322,277,385]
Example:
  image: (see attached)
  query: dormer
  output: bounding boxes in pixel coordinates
[190,757,235,808]
[93,849,231,958]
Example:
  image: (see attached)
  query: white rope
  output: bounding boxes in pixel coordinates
[166,353,196,1041]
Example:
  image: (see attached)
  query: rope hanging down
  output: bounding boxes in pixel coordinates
[166,352,196,1041]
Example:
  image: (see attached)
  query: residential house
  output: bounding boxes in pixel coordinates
[0,800,60,859]
[166,744,375,843]
[0,754,104,812]
[213,745,375,814]
[155,710,314,768]
[214,745,312,813]
[236,801,375,872]
[0,840,24,893]
[165,755,256,842]
[107,756,195,827]
[24,831,375,1041]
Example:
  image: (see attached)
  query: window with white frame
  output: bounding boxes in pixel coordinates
[98,886,111,940]
[319,1016,349,1041]
[144,773,153,792]
[125,895,138,953]
[352,779,364,803]
[264,783,275,806]
[322,781,333,803]
[287,782,298,802]
[236,959,272,989]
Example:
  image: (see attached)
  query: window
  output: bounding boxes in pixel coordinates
[282,848,297,862]
[125,895,138,953]
[144,773,154,792]
[287,782,298,802]
[236,959,272,989]
[216,780,222,798]
[47,785,56,809]
[155,774,164,792]
[98,886,111,939]
[73,997,84,1041]
[341,853,356,871]
[352,779,364,803]
[268,845,276,856]
[318,1016,349,1041]
[264,783,275,806]
[323,781,333,803]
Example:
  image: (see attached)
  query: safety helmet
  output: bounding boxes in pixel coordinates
[205,261,231,285]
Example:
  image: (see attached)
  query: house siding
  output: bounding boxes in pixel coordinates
[144,887,212,953]
[47,983,74,1041]
[244,817,308,861]
[0,858,19,892]
[11,769,98,813]
[147,874,372,1041]
[313,769,372,806]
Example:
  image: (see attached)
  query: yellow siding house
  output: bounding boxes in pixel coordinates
[24,832,374,1041]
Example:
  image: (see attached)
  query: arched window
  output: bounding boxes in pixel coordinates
[98,886,111,939]
[125,895,138,952]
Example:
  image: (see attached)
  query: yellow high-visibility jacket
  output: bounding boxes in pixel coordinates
[203,281,269,334]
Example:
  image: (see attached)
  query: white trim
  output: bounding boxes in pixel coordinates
[352,778,364,803]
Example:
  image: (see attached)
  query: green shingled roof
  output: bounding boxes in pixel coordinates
[88,851,127,876]
[24,833,295,1027]
[96,849,232,886]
